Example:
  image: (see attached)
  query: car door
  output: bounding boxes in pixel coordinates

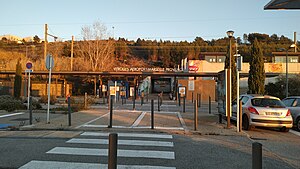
[240,96,250,116]
[283,98,296,117]
[232,96,243,121]
[232,98,238,120]
[290,98,300,123]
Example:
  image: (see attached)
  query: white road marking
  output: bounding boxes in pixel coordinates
[47,147,175,159]
[67,138,174,147]
[131,111,147,127]
[0,112,24,118]
[134,126,185,130]
[75,112,109,129]
[151,111,179,114]
[177,112,187,130]
[19,160,176,169]
[289,130,300,137]
[81,124,184,130]
[81,132,173,139]
[81,124,128,128]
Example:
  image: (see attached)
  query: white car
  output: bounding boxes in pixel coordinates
[232,94,293,131]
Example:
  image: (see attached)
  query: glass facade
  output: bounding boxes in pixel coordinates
[275,56,299,63]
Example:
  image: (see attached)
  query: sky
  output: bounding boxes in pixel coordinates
[1,0,300,42]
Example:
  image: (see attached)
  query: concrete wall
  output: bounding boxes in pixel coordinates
[178,79,215,102]
[3,80,72,97]
[189,60,300,74]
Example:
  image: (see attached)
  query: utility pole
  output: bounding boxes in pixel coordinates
[44,24,48,69]
[294,32,297,53]
[71,35,74,71]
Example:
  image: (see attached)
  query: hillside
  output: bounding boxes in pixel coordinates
[0,33,297,71]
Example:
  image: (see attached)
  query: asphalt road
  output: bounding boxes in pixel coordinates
[0,129,299,169]
[0,100,299,169]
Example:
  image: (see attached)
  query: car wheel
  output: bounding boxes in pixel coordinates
[280,127,289,132]
[296,117,300,131]
[242,115,250,130]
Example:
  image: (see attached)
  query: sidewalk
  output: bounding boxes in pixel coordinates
[17,99,245,137]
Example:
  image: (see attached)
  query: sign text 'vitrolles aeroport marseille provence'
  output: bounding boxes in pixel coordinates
[113,67,181,72]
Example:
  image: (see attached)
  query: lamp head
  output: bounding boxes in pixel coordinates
[226,30,234,38]
[290,44,296,49]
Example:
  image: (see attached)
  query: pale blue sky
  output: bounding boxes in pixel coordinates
[1,0,299,42]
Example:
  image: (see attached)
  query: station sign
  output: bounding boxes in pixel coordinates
[188,80,195,91]
[102,85,107,92]
[110,86,116,96]
[178,86,186,97]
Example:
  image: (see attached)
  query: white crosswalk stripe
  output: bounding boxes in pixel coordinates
[19,132,176,169]
[20,160,176,169]
[47,147,175,159]
[67,138,174,147]
[81,131,173,139]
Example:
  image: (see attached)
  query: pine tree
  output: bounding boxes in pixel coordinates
[14,59,22,99]
[248,38,265,94]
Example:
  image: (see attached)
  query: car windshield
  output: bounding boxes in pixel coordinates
[251,98,285,108]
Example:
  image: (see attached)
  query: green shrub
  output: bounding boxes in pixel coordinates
[31,98,42,109]
[0,95,26,112]
[39,95,57,105]
[22,97,42,109]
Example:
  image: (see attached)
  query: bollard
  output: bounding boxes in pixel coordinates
[84,92,87,109]
[146,93,149,103]
[108,97,113,128]
[160,93,163,106]
[108,133,118,169]
[108,96,110,110]
[209,96,211,114]
[29,97,32,125]
[239,100,243,132]
[219,113,222,124]
[252,142,262,169]
[151,100,154,129]
[107,95,109,105]
[197,94,200,107]
[133,96,136,110]
[141,96,144,106]
[194,100,198,131]
[192,92,194,103]
[122,96,124,105]
[158,95,160,111]
[183,97,186,113]
[68,96,71,126]
[196,94,199,107]
[198,94,201,108]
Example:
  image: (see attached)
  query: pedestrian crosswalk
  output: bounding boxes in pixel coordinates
[19,132,176,169]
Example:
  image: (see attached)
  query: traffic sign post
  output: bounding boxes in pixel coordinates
[46,54,54,124]
[25,62,33,110]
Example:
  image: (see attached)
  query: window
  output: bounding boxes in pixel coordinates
[282,98,295,107]
[290,57,298,63]
[251,98,285,108]
[295,99,300,107]
[241,96,249,105]
[206,56,216,62]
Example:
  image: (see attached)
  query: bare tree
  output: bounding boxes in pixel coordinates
[77,21,115,71]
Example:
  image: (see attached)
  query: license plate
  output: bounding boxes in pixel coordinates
[265,112,281,116]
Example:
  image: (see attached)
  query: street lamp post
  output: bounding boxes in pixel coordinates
[226,30,234,129]
[285,49,288,98]
[280,44,297,98]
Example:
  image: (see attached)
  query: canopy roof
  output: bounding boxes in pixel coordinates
[264,0,300,10]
